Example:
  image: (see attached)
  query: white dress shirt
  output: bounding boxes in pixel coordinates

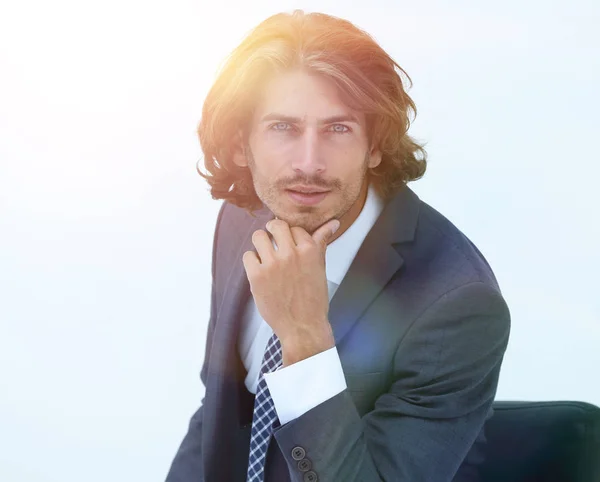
[236,182,385,425]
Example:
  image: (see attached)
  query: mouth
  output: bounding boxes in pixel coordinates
[286,189,330,206]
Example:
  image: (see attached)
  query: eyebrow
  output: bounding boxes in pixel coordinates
[260,113,360,125]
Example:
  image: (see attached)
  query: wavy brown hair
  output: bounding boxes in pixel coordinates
[197,10,427,214]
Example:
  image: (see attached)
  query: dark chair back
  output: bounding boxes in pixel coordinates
[482,401,600,482]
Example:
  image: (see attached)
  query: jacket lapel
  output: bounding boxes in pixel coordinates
[328,185,420,344]
[211,205,275,379]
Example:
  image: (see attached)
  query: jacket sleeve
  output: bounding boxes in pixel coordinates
[164,202,226,482]
[272,281,511,482]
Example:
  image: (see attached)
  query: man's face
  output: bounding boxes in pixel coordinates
[234,69,381,236]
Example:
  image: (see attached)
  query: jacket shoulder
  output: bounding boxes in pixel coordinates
[411,200,502,292]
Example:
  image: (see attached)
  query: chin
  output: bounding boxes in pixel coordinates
[281,213,331,234]
[267,194,337,230]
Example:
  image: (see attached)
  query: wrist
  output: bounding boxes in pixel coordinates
[281,329,335,367]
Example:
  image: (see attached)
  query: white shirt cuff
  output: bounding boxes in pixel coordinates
[263,346,347,425]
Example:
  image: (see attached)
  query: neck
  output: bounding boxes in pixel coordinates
[327,179,369,245]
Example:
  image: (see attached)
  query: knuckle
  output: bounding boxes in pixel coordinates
[298,242,314,255]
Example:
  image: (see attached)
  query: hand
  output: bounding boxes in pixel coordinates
[242,218,340,365]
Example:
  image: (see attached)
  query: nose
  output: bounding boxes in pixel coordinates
[290,128,326,175]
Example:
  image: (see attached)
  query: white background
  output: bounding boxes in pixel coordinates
[1,1,598,481]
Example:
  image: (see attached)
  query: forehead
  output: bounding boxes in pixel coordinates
[252,69,364,124]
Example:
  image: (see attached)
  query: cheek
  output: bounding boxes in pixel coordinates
[257,129,296,150]
[326,147,367,173]
[252,136,294,164]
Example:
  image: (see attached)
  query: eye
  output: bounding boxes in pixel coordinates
[328,124,351,134]
[270,122,292,131]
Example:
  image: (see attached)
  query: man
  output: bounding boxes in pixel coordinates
[166,10,510,482]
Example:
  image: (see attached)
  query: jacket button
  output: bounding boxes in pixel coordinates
[303,470,318,482]
[291,446,306,460]
[297,458,312,472]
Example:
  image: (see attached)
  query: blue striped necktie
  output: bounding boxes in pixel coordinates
[246,331,283,482]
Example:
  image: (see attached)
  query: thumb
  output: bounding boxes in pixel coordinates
[312,219,340,249]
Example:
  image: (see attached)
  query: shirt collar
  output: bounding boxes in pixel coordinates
[325,182,385,286]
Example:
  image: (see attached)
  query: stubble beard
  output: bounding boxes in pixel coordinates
[246,147,370,234]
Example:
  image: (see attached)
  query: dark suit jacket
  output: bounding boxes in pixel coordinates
[165,184,511,482]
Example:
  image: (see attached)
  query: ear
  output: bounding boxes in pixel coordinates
[232,131,249,168]
[368,147,382,169]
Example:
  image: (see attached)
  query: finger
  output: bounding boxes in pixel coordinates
[265,219,295,255]
[290,226,313,246]
[242,250,261,277]
[312,219,340,249]
[251,229,274,264]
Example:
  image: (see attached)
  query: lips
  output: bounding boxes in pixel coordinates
[286,189,329,206]
[287,189,328,194]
